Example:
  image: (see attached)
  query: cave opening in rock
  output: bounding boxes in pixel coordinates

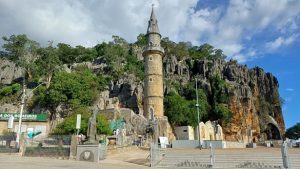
[265,123,281,140]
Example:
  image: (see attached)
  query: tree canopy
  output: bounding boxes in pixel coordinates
[1,33,233,133]
[165,83,209,127]
[285,123,300,139]
[52,107,112,135]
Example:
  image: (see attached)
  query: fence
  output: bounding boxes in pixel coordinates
[0,132,18,153]
[24,135,71,158]
[172,140,246,149]
[150,141,299,168]
[150,143,162,167]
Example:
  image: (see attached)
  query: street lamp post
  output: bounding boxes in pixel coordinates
[195,79,202,150]
[16,80,47,148]
[16,79,26,148]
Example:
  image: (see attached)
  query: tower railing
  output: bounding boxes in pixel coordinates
[143,46,165,54]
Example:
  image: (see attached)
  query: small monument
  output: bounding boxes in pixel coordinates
[86,112,97,144]
[76,111,106,162]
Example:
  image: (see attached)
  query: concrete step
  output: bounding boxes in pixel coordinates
[158,154,300,168]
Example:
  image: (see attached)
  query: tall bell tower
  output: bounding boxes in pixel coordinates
[143,6,165,120]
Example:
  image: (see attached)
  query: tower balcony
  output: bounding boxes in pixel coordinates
[143,45,165,56]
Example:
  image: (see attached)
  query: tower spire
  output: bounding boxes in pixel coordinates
[147,4,160,35]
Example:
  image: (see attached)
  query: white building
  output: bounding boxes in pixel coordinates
[174,126,195,140]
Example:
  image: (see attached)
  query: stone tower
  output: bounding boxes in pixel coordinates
[143,6,165,120]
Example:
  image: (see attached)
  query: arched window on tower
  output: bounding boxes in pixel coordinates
[149,41,153,46]
[149,107,154,121]
[149,77,153,82]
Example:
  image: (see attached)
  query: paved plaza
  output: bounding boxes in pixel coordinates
[0,147,299,169]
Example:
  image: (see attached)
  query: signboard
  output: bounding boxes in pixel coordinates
[14,125,27,133]
[76,114,81,129]
[159,136,169,149]
[0,113,48,121]
[7,115,14,129]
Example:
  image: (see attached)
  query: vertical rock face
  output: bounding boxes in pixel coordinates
[0,58,24,85]
[109,74,144,114]
[164,57,285,142]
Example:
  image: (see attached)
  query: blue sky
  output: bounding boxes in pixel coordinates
[247,44,300,129]
[0,0,299,128]
[194,0,300,129]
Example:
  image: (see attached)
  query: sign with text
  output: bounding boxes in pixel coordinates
[0,113,48,121]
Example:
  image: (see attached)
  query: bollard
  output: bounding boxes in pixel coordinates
[281,141,291,169]
[209,143,215,168]
[150,143,153,167]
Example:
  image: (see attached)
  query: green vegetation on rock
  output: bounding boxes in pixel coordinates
[52,107,112,135]
[285,123,300,139]
[1,33,257,133]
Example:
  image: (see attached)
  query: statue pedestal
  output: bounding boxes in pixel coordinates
[76,144,106,162]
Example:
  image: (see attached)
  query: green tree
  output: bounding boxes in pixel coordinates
[285,123,300,139]
[52,107,112,135]
[124,54,144,80]
[2,34,40,79]
[35,44,61,87]
[161,38,189,60]
[213,49,227,60]
[135,33,147,46]
[96,114,112,135]
[0,86,13,96]
[172,42,189,60]
[188,43,226,60]
[210,75,229,104]
[52,107,90,135]
[96,74,112,91]
[36,69,98,109]
[165,91,208,127]
[57,43,76,64]
[74,45,97,62]
[112,35,128,46]
[165,92,192,126]
[209,75,232,125]
[214,103,232,125]
[94,41,127,78]
[0,83,21,97]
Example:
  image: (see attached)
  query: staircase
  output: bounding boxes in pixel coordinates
[156,148,300,169]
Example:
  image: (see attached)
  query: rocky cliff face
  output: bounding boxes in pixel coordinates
[0,54,285,142]
[0,58,23,85]
[165,56,285,142]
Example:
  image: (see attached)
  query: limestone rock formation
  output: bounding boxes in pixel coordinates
[164,57,285,142]
[0,58,23,85]
[0,52,284,143]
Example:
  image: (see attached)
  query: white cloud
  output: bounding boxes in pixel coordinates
[233,49,259,63]
[0,0,199,47]
[232,54,247,63]
[180,0,300,61]
[266,34,299,50]
[0,0,300,63]
[286,88,295,92]
[247,49,256,57]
